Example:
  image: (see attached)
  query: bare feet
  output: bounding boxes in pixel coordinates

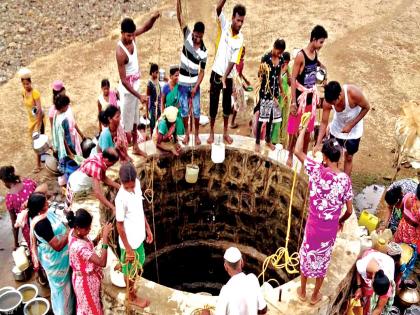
[310,292,322,305]
[129,295,150,308]
[229,123,238,129]
[266,142,276,151]
[207,133,214,144]
[195,136,201,146]
[286,154,293,167]
[223,134,233,144]
[182,135,190,145]
[297,287,307,302]
[255,144,260,152]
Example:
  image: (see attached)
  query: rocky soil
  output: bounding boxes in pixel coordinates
[0,0,158,84]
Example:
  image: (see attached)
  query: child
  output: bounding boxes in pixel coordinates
[116,163,153,308]
[146,64,161,137]
[98,79,119,134]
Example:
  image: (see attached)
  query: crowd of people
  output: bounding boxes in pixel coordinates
[1,0,418,314]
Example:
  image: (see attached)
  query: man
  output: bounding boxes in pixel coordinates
[255,39,286,152]
[155,106,182,156]
[315,81,370,175]
[116,14,160,155]
[214,247,267,315]
[67,148,120,213]
[176,0,208,146]
[207,1,246,145]
[287,25,328,167]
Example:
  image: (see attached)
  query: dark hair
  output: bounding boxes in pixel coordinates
[170,66,180,76]
[274,39,286,51]
[372,270,390,296]
[53,87,65,105]
[138,123,146,131]
[121,18,136,33]
[233,4,246,17]
[193,21,205,33]
[55,95,70,111]
[103,148,119,163]
[311,25,328,41]
[66,209,92,229]
[385,186,403,206]
[28,192,47,219]
[149,63,159,75]
[324,81,342,103]
[282,51,291,61]
[21,78,31,83]
[101,79,110,88]
[225,260,241,271]
[321,139,342,162]
[98,105,120,125]
[119,162,137,184]
[0,166,21,184]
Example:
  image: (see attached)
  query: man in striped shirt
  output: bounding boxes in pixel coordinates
[176,0,208,146]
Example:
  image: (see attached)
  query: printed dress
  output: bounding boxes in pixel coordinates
[299,158,353,278]
[69,232,103,315]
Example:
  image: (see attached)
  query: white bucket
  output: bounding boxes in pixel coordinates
[12,247,29,272]
[23,297,50,315]
[211,143,225,164]
[185,164,199,184]
[17,284,38,304]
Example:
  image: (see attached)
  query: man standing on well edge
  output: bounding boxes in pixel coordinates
[116,13,160,155]
[207,1,246,145]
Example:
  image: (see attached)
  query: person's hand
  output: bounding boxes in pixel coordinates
[152,11,160,20]
[341,123,353,133]
[140,94,148,104]
[354,288,362,300]
[313,143,322,154]
[290,102,298,116]
[191,86,197,98]
[125,247,135,263]
[221,76,227,89]
[175,143,181,150]
[102,223,113,243]
[146,229,153,244]
[338,221,344,232]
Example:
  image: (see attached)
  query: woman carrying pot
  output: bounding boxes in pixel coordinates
[67,209,112,315]
[28,192,75,315]
[18,68,46,173]
[355,249,396,315]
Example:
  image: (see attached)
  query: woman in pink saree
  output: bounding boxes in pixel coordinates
[294,122,353,305]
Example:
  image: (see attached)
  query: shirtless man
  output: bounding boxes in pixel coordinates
[314,81,370,176]
[287,25,328,167]
[116,14,160,155]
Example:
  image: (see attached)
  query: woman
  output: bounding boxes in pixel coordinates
[67,209,112,315]
[0,166,37,248]
[161,66,184,136]
[393,183,420,249]
[49,80,84,156]
[28,192,75,315]
[97,78,119,134]
[155,106,182,156]
[355,249,396,315]
[18,68,46,173]
[294,121,353,305]
[98,105,131,161]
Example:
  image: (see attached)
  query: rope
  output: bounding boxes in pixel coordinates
[150,157,160,283]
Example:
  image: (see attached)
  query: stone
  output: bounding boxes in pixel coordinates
[8,42,17,48]
[18,27,26,34]
[91,24,101,30]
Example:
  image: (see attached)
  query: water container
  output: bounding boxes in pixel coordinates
[12,246,29,272]
[185,164,199,184]
[211,142,225,164]
[358,210,379,233]
[0,290,23,314]
[23,297,50,315]
[17,284,38,304]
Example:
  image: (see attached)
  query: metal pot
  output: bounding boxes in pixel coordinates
[0,290,23,314]
[32,132,50,155]
[316,67,327,83]
[12,265,31,282]
[398,280,420,308]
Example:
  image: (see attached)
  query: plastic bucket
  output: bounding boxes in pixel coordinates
[211,143,225,164]
[185,164,199,184]
[23,297,50,315]
[358,210,379,233]
[17,284,38,304]
[0,290,23,315]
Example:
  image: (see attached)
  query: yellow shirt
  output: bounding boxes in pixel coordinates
[22,88,42,134]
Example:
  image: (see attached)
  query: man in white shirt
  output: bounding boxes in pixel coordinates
[213,247,268,315]
[115,163,153,308]
[207,1,246,145]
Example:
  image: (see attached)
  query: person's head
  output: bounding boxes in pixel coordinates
[372,270,390,296]
[223,247,243,276]
[99,105,120,128]
[54,95,70,113]
[272,39,286,58]
[321,139,342,164]
[121,18,136,44]
[0,165,21,189]
[102,148,119,167]
[52,80,66,105]
[101,79,111,97]
[149,63,159,80]
[192,22,205,46]
[18,68,32,92]
[387,242,402,264]
[282,51,291,66]
[119,162,137,192]
[231,4,246,33]
[169,66,180,84]
[66,209,93,237]
[27,192,48,219]
[385,186,403,207]
[310,25,328,50]
[138,123,146,133]
[163,106,178,125]
[324,81,342,105]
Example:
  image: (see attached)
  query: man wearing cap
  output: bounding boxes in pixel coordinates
[155,106,182,156]
[116,13,160,155]
[213,247,267,315]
